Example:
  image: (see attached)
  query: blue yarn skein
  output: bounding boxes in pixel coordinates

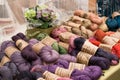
[114,15,120,28]
[106,17,118,31]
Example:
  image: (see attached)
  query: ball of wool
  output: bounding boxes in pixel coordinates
[40,46,59,63]
[106,17,118,31]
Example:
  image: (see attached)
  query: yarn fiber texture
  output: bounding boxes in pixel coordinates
[12,35,37,62]
[1,41,31,71]
[31,64,102,80]
[40,45,60,63]
[70,49,110,70]
[72,37,119,65]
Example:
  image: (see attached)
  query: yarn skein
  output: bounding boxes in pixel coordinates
[70,36,119,65]
[70,49,110,70]
[12,34,37,62]
[1,40,31,71]
[89,38,120,59]
[59,54,77,62]
[29,39,60,63]
[0,66,13,80]
[31,64,102,80]
[40,46,60,63]
[94,29,120,45]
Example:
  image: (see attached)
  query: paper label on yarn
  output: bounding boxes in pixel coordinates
[0,56,10,66]
[102,36,119,46]
[110,32,120,39]
[66,21,81,28]
[37,77,45,80]
[68,62,85,70]
[81,40,98,55]
[99,44,112,52]
[41,36,57,46]
[16,39,28,50]
[43,71,60,80]
[55,67,73,78]
[60,25,72,32]
[77,51,92,65]
[32,42,45,54]
[59,32,75,43]
[5,46,20,58]
[58,42,69,50]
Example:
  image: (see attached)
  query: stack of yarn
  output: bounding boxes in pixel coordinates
[0,9,120,80]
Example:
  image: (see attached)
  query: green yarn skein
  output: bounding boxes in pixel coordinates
[52,42,67,54]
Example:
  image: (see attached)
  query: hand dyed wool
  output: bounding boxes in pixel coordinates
[31,64,102,80]
[0,66,13,80]
[59,54,77,62]
[70,49,110,70]
[1,41,31,71]
[71,37,119,65]
[40,46,59,63]
[12,35,37,62]
[89,38,120,59]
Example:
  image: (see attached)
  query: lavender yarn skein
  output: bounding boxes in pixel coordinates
[40,46,59,63]
[31,64,102,80]
[0,66,13,80]
[1,41,31,71]
[55,59,102,80]
[11,52,31,71]
[70,49,110,70]
[60,54,77,62]
[31,56,42,67]
[12,35,37,62]
[73,37,119,64]
[29,39,60,63]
